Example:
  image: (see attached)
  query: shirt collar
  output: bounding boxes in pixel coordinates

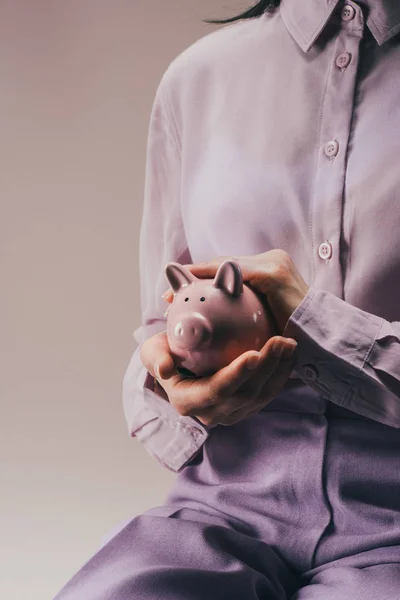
[280,0,400,52]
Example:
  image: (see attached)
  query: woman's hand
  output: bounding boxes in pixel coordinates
[140,330,298,427]
[161,249,309,335]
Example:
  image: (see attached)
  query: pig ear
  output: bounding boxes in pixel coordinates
[213,260,243,297]
[164,262,197,293]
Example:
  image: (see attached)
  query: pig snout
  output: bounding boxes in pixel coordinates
[172,314,211,350]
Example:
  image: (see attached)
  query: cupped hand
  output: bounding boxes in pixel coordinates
[140,331,297,427]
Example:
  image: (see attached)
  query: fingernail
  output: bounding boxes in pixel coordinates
[283,342,297,358]
[274,344,284,359]
[246,353,261,370]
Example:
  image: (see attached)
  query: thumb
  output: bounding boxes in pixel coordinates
[139,331,178,380]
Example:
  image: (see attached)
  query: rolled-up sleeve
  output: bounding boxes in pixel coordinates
[122,70,210,472]
[283,286,400,428]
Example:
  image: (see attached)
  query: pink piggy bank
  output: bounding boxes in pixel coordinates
[164,259,275,377]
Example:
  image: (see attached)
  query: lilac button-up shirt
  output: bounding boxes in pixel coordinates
[123,0,400,472]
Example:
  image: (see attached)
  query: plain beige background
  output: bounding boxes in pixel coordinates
[1,1,249,598]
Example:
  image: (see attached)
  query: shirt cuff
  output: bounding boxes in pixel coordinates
[124,363,211,472]
[282,286,384,410]
[140,378,211,472]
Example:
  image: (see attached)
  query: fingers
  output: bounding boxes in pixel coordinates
[142,330,298,427]
[256,350,297,401]
[170,349,260,416]
[223,348,297,424]
[207,335,288,403]
[139,331,177,380]
[241,336,297,397]
[178,337,286,419]
[190,337,297,426]
[207,350,265,401]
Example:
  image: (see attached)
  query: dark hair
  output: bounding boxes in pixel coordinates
[204,0,281,25]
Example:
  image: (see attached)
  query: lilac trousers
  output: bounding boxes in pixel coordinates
[53,384,400,599]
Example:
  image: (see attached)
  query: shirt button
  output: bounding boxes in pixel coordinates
[318,241,333,260]
[341,4,356,21]
[302,364,319,381]
[325,140,339,157]
[336,52,351,69]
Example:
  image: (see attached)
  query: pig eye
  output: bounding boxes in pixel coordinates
[184,297,189,302]
[200,297,205,301]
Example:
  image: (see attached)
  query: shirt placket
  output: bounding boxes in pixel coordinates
[311,1,365,298]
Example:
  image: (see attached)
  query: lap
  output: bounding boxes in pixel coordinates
[54,505,400,600]
[53,505,299,600]
[53,405,400,599]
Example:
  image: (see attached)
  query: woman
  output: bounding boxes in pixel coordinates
[54,1,400,598]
